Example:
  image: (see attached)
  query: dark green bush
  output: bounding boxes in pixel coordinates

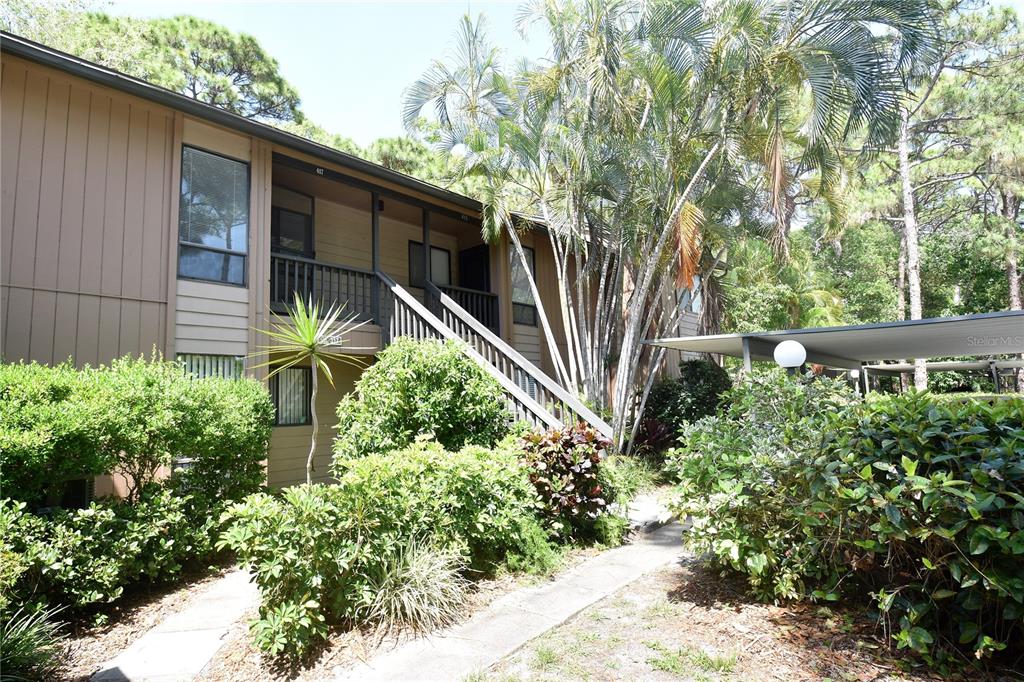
[521,424,613,539]
[221,440,554,660]
[332,338,510,460]
[0,357,273,507]
[666,371,1024,664]
[644,358,732,444]
[1,488,218,610]
[0,362,113,505]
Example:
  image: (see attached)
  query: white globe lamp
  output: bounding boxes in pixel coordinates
[773,340,806,374]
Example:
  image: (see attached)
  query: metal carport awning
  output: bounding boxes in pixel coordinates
[645,311,1024,370]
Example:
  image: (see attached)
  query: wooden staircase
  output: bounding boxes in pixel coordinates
[374,271,612,438]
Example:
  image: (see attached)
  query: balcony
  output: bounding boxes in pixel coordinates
[269,253,499,333]
[270,253,376,321]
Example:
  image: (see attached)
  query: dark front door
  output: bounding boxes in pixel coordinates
[459,244,491,291]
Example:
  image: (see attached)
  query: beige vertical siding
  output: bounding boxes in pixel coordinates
[267,357,364,488]
[1,56,174,367]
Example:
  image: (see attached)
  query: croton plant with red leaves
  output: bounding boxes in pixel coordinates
[520,423,612,534]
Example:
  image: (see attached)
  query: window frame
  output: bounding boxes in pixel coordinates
[177,353,245,380]
[177,144,251,288]
[270,366,313,427]
[271,184,315,258]
[510,245,538,327]
[408,240,452,289]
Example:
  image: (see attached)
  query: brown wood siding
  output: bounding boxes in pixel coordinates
[266,357,363,488]
[1,56,174,367]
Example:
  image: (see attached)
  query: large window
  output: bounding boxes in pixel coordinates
[408,241,452,288]
[271,186,314,256]
[178,146,249,285]
[270,367,311,426]
[511,246,537,326]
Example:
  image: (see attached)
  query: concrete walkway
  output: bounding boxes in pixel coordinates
[337,520,686,682]
[92,568,257,682]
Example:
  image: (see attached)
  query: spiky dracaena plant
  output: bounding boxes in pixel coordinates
[252,294,367,484]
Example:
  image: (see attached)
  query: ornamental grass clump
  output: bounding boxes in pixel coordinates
[666,368,1024,666]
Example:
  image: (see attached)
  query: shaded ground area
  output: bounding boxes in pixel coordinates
[484,560,977,682]
[60,567,229,681]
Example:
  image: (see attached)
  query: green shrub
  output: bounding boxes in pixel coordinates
[0,362,113,505]
[521,424,613,538]
[645,359,732,443]
[332,338,510,460]
[593,513,630,547]
[221,440,554,660]
[0,606,68,680]
[599,455,658,504]
[170,376,274,507]
[666,371,1024,664]
[1,488,218,610]
[0,357,273,507]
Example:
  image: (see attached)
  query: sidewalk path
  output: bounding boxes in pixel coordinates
[337,519,686,682]
[92,569,257,682]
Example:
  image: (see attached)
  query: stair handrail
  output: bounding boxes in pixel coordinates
[425,281,613,439]
[376,270,562,431]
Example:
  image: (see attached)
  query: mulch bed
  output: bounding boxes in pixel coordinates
[60,566,231,681]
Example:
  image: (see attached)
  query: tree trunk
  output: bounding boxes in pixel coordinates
[898,107,927,391]
[1002,191,1022,392]
[508,226,572,389]
[896,231,909,392]
[306,368,318,485]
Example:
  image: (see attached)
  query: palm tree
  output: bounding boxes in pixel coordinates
[251,295,366,484]
[407,0,937,447]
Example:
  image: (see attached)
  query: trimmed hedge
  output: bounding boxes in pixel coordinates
[666,370,1024,664]
[0,357,273,507]
[332,338,510,461]
[0,356,274,615]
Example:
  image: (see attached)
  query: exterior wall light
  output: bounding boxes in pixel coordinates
[773,340,806,375]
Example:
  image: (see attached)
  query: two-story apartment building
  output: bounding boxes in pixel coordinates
[1,33,632,490]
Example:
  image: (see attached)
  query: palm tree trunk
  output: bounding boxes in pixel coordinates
[898,107,927,391]
[508,226,572,390]
[306,368,318,485]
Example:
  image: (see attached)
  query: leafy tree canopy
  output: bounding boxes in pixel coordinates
[3,1,302,122]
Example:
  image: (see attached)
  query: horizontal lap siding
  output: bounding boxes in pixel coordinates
[174,280,249,356]
[1,56,174,367]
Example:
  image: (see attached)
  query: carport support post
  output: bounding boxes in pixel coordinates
[741,337,752,374]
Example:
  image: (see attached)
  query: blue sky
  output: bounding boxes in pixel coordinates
[108,1,547,146]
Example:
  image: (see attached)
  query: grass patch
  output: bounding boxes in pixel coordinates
[646,641,736,677]
[532,644,559,670]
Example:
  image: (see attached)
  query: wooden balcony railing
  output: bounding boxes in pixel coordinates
[434,285,499,332]
[270,253,376,321]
